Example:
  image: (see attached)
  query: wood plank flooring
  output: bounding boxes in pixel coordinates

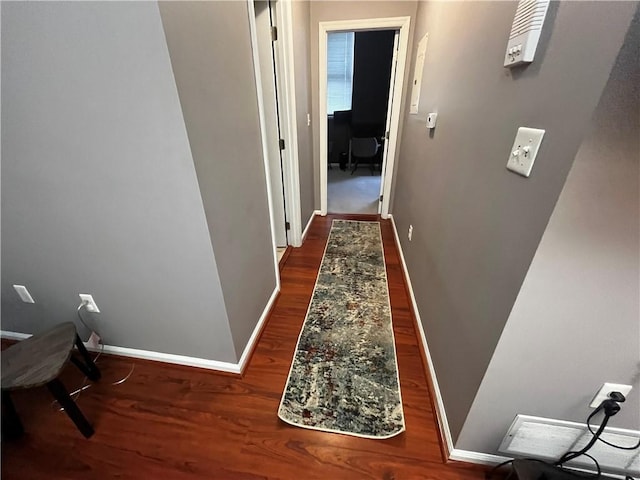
[1,214,493,479]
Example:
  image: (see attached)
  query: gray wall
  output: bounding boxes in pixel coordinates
[291,0,316,227]
[457,13,640,452]
[309,1,418,208]
[158,1,276,358]
[391,1,636,441]
[1,1,236,362]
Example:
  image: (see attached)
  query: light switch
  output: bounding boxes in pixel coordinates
[506,127,545,177]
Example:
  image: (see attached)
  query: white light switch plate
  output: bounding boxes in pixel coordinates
[506,127,545,177]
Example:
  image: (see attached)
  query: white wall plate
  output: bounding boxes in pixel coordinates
[506,127,545,177]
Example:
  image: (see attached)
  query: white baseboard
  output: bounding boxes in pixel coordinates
[301,210,320,244]
[1,330,31,341]
[97,343,243,373]
[1,285,280,376]
[1,329,242,374]
[388,214,455,455]
[237,284,279,372]
[449,449,510,465]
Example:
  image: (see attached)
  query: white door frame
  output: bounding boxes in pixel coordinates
[247,0,304,252]
[251,0,288,248]
[319,16,411,219]
[378,30,400,215]
[247,0,280,283]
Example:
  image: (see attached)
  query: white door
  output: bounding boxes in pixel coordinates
[254,0,288,247]
[378,30,400,214]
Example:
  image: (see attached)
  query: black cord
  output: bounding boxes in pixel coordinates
[488,457,602,480]
[587,417,640,450]
[557,452,601,478]
[487,399,636,480]
[556,407,610,465]
[486,459,513,479]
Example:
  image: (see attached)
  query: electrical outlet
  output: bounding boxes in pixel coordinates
[13,285,35,303]
[408,225,413,241]
[426,112,438,129]
[79,294,100,313]
[590,383,632,408]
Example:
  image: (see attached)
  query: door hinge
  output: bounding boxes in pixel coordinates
[385,131,390,140]
[285,221,290,230]
[271,26,278,41]
[279,138,285,150]
[379,195,383,202]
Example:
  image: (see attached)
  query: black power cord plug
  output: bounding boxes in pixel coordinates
[600,391,625,417]
[608,391,626,403]
[587,391,640,452]
[556,389,639,476]
[601,398,621,417]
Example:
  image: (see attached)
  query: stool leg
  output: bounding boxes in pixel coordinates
[73,334,101,381]
[47,379,94,438]
[2,391,24,439]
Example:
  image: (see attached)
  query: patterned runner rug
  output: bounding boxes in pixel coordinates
[278,220,405,439]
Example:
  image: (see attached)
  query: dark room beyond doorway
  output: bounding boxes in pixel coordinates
[327,29,397,214]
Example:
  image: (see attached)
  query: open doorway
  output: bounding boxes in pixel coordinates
[326,29,397,214]
[319,17,411,218]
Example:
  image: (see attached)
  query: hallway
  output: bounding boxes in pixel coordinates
[2,215,491,479]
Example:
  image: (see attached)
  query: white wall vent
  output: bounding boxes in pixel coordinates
[499,415,640,476]
[504,0,550,67]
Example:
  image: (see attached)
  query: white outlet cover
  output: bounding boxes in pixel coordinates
[506,127,545,177]
[590,383,633,408]
[13,285,35,303]
[426,112,438,129]
[79,294,100,313]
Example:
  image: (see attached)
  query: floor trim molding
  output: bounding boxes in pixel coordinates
[1,329,243,374]
[0,330,31,342]
[301,210,321,244]
[388,214,455,458]
[449,449,510,465]
[1,285,281,377]
[278,246,293,271]
[237,285,280,375]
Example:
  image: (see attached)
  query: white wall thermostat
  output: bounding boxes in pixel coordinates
[504,0,550,68]
[506,127,545,177]
[426,112,438,129]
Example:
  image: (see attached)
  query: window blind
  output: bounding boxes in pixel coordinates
[327,32,355,114]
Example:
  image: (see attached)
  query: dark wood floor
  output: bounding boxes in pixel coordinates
[2,214,491,479]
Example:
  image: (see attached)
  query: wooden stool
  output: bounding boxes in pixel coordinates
[1,322,101,439]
